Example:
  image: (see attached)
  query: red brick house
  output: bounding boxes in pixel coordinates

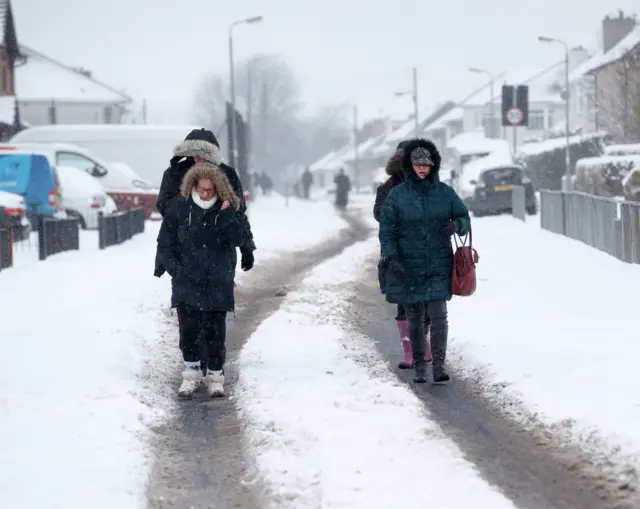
[0,0,24,137]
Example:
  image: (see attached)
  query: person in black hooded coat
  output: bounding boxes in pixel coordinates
[154,128,256,277]
[374,140,432,370]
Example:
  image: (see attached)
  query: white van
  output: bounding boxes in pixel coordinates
[0,142,155,192]
[10,124,204,186]
[56,165,117,229]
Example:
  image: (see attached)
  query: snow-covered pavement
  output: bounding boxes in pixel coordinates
[237,237,517,509]
[0,194,348,509]
[449,214,640,479]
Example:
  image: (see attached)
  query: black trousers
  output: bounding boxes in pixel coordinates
[405,301,448,366]
[177,304,227,371]
[395,304,431,328]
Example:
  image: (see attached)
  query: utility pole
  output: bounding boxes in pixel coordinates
[412,67,419,137]
[247,65,253,168]
[353,104,359,189]
[142,98,147,124]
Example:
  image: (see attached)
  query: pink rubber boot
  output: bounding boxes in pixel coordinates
[425,327,433,363]
[397,320,414,369]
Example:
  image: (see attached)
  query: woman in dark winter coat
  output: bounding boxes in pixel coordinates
[156,162,245,398]
[374,141,433,369]
[379,138,470,384]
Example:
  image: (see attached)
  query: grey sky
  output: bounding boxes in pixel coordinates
[13,0,640,122]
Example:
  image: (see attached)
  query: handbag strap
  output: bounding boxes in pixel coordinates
[454,229,472,249]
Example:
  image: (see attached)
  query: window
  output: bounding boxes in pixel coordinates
[57,152,108,177]
[482,166,523,184]
[527,109,545,130]
[103,106,112,124]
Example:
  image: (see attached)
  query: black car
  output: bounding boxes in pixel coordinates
[469,165,537,217]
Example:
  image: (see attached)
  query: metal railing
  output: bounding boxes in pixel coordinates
[540,190,640,263]
[511,185,526,221]
[0,227,12,271]
[38,216,80,261]
[98,207,145,250]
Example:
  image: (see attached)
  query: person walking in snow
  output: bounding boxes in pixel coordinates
[334,168,351,209]
[379,138,471,384]
[156,163,245,398]
[301,167,313,199]
[373,140,433,369]
[155,128,256,276]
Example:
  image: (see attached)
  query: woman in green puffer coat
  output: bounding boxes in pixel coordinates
[379,138,470,384]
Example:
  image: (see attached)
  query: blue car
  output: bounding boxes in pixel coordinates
[0,152,61,217]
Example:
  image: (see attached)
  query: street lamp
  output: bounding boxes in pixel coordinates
[469,67,496,138]
[539,35,571,192]
[395,67,419,137]
[228,15,263,168]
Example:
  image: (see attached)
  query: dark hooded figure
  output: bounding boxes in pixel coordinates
[379,138,470,384]
[155,128,256,277]
[334,168,351,208]
[374,140,433,370]
[301,167,313,199]
[156,162,245,399]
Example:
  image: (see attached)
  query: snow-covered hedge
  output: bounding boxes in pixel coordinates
[604,143,640,156]
[515,132,609,190]
[623,167,640,201]
[574,155,640,198]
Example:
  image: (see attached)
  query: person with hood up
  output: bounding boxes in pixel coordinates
[379,138,470,384]
[334,168,351,208]
[374,140,433,370]
[156,162,245,398]
[155,128,256,276]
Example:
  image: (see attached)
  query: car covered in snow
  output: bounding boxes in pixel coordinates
[0,189,31,241]
[56,165,118,229]
[468,165,537,217]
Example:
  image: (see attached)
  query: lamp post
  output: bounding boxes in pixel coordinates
[539,35,571,192]
[395,66,419,137]
[469,67,496,138]
[228,15,263,168]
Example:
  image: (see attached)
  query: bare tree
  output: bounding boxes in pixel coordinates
[191,54,348,178]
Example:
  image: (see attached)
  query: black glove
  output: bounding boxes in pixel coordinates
[241,252,254,271]
[441,219,460,236]
[389,258,405,277]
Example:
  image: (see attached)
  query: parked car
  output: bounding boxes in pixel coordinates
[0,152,61,218]
[56,165,117,229]
[468,165,537,217]
[0,143,160,219]
[0,189,31,241]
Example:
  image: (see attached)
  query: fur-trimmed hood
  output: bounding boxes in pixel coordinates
[180,163,241,210]
[401,138,442,182]
[386,151,404,177]
[173,139,223,165]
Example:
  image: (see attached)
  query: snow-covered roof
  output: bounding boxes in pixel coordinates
[342,134,386,162]
[577,25,640,76]
[16,46,131,103]
[517,131,607,157]
[385,104,444,143]
[308,150,337,172]
[447,131,510,156]
[427,106,464,131]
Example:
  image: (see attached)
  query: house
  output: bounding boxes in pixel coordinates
[568,11,638,138]
[15,46,132,126]
[0,0,24,137]
[573,12,640,142]
[424,55,590,155]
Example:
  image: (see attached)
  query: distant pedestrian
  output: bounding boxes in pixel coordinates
[156,163,245,398]
[334,168,351,209]
[301,167,313,199]
[379,138,471,384]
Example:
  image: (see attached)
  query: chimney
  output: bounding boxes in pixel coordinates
[602,11,636,53]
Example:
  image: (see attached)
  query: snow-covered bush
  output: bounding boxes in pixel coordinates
[574,155,640,197]
[515,132,609,190]
[623,167,640,201]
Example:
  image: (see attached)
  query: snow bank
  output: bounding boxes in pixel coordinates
[604,143,640,156]
[0,225,170,509]
[237,237,516,509]
[449,215,640,479]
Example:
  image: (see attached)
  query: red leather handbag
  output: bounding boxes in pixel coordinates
[452,231,479,296]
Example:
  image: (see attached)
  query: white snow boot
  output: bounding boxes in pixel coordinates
[204,370,225,398]
[177,361,203,399]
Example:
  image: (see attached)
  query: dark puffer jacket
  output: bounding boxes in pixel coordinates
[154,139,256,277]
[373,151,405,222]
[379,138,471,304]
[156,163,245,311]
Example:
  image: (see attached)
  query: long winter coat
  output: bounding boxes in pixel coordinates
[156,163,245,312]
[154,139,256,277]
[379,139,471,304]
